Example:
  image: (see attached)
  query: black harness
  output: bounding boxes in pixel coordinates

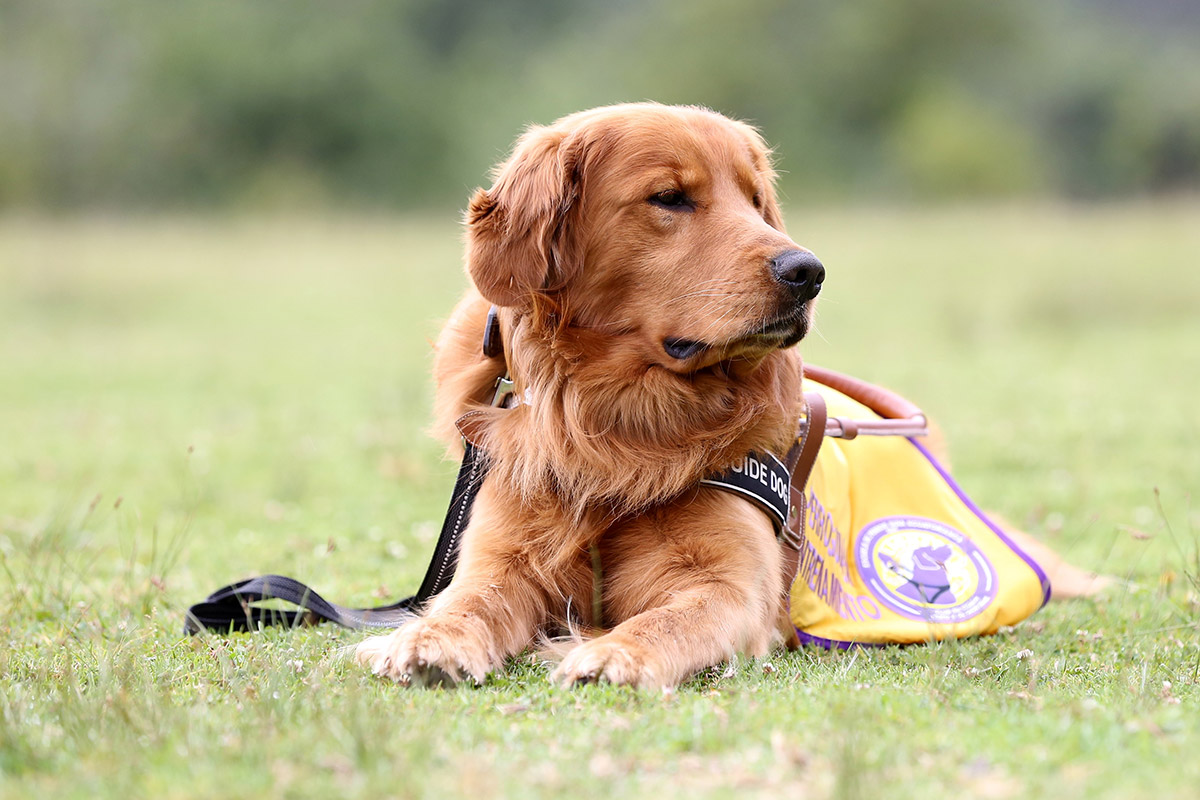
[185,312,796,635]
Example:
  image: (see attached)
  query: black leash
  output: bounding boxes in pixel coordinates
[184,443,487,634]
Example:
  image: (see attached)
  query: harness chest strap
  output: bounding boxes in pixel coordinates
[461,372,818,538]
[454,390,821,623]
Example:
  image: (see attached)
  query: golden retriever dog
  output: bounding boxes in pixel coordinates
[355,103,1101,688]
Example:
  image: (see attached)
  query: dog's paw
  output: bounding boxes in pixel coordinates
[552,633,664,689]
[355,616,493,687]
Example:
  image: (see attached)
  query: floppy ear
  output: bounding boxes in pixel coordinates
[465,125,583,307]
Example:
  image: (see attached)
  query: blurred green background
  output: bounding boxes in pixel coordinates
[3,0,1199,211]
[3,4,1199,797]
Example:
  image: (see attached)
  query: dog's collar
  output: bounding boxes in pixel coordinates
[483,305,504,359]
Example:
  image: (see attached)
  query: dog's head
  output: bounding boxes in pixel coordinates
[465,103,822,374]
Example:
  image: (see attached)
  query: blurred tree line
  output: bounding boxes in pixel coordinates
[1,0,1198,210]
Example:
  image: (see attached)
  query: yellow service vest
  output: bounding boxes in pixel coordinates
[790,381,1050,647]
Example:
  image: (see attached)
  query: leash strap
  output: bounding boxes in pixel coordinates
[184,443,487,634]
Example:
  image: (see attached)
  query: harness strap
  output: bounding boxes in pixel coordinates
[778,391,828,599]
[700,451,792,532]
[790,393,829,518]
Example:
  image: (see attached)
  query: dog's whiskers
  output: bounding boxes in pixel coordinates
[696,303,747,342]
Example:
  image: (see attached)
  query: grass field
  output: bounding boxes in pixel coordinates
[1,203,1197,799]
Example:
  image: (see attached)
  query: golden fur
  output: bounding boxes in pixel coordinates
[356,103,1104,689]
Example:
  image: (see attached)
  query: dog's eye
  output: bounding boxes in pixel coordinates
[648,190,693,211]
[752,192,764,210]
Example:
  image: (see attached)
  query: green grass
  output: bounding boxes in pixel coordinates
[1,203,1197,799]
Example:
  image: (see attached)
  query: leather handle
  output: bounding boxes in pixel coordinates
[802,364,928,439]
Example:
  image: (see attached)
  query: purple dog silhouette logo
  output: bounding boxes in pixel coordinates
[881,543,957,605]
[856,516,997,624]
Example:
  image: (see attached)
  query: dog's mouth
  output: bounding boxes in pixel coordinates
[752,309,810,349]
[662,307,810,365]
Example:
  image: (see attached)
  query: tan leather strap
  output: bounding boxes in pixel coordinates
[790,392,827,498]
[779,392,828,596]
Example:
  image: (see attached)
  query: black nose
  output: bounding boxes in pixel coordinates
[771,250,825,301]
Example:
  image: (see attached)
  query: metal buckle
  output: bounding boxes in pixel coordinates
[491,374,515,408]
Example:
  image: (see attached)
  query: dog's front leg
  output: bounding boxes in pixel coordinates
[356,481,558,687]
[553,491,784,689]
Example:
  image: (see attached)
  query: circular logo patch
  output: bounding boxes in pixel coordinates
[856,516,997,623]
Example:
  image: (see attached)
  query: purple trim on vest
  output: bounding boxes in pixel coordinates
[907,437,1052,609]
[795,629,887,650]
